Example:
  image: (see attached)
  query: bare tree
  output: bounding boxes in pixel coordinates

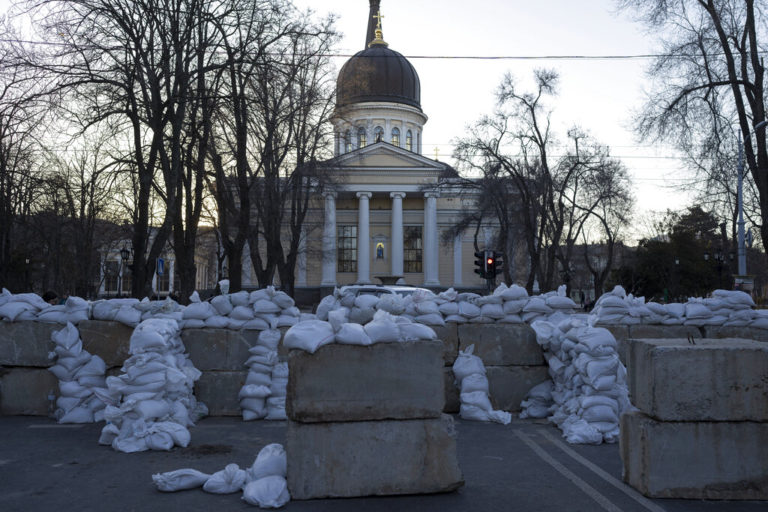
[453,70,634,294]
[618,0,768,251]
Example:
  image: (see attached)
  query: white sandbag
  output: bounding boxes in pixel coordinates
[479,303,505,319]
[231,305,255,320]
[265,396,287,420]
[247,443,287,481]
[438,302,459,316]
[203,463,247,494]
[253,299,281,315]
[315,295,339,320]
[685,302,712,319]
[335,323,373,345]
[460,391,493,411]
[398,322,437,341]
[245,351,278,367]
[363,310,401,343]
[460,404,512,424]
[153,468,211,492]
[272,291,294,310]
[562,417,604,444]
[153,421,191,447]
[0,301,35,321]
[415,300,440,316]
[444,314,467,323]
[246,372,272,387]
[327,308,349,332]
[354,294,380,310]
[242,318,270,330]
[230,290,250,307]
[257,329,282,351]
[460,373,489,394]
[183,302,215,320]
[58,406,94,424]
[499,284,528,300]
[502,299,527,314]
[276,315,298,328]
[36,308,69,324]
[114,306,142,326]
[239,384,271,399]
[457,301,481,318]
[349,306,376,325]
[376,294,406,315]
[242,476,291,508]
[283,320,335,353]
[415,313,446,326]
[240,398,268,418]
[547,295,577,309]
[204,315,230,328]
[523,297,552,314]
[452,344,486,382]
[499,314,523,324]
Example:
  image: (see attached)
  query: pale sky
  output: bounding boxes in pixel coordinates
[292,0,693,239]
[1,0,693,240]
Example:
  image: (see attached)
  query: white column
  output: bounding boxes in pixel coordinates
[423,192,440,286]
[168,259,175,293]
[356,191,372,284]
[321,191,337,286]
[297,227,307,287]
[390,192,405,277]
[453,232,463,286]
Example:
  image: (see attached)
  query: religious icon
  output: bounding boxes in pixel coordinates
[376,243,385,259]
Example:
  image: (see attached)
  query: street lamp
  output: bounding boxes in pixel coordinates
[737,120,768,277]
[118,245,130,297]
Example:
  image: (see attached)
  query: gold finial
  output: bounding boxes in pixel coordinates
[434,147,439,160]
[368,9,388,47]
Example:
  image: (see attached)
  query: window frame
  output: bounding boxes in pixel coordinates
[337,225,358,273]
[391,127,400,147]
[403,225,423,273]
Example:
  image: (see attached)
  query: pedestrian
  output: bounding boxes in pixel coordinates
[41,290,58,305]
[579,290,585,309]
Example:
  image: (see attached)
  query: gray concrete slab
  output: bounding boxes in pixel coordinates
[0,416,766,511]
[458,324,544,366]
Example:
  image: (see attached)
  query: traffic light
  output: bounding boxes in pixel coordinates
[490,251,503,277]
[474,251,487,279]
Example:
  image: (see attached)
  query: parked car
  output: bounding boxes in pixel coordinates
[338,284,434,298]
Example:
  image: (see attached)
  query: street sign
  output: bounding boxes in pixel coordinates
[157,258,164,276]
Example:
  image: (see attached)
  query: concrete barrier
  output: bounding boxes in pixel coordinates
[287,341,445,423]
[485,365,550,412]
[628,337,768,421]
[0,322,58,367]
[703,325,768,342]
[621,410,768,499]
[457,324,543,366]
[0,368,58,415]
[287,414,463,499]
[194,370,247,417]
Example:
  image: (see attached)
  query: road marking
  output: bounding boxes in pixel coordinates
[515,430,624,512]
[28,424,84,429]
[539,428,667,512]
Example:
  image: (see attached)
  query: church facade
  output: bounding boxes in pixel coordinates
[289,1,497,291]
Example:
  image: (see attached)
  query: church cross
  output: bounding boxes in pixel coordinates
[373,10,384,29]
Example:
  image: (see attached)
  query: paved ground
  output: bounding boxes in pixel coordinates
[0,415,765,512]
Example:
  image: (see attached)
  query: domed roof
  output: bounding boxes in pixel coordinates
[336,45,421,110]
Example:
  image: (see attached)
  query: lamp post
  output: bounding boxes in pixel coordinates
[119,246,130,297]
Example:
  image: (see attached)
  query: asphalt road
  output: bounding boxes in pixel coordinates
[0,415,764,512]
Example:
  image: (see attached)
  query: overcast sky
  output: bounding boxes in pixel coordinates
[0,0,695,239]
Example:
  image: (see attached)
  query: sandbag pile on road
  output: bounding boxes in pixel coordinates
[523,314,631,444]
[47,322,108,423]
[452,344,511,425]
[151,442,290,509]
[239,329,280,421]
[97,318,207,453]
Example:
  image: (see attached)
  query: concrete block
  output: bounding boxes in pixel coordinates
[628,338,768,421]
[486,365,550,412]
[183,328,233,371]
[287,415,464,499]
[287,341,444,422]
[443,367,459,413]
[0,367,58,415]
[78,320,133,368]
[457,324,543,366]
[620,410,768,499]
[623,324,702,365]
[432,323,459,365]
[0,321,58,367]
[704,325,768,343]
[194,370,247,416]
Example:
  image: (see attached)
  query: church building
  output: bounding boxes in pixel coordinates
[292,0,497,291]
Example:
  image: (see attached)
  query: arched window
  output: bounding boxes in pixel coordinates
[344,130,352,153]
[405,130,413,151]
[391,127,400,147]
[374,126,384,143]
[357,127,367,148]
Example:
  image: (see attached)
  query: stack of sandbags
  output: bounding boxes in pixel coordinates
[452,344,511,424]
[0,290,51,322]
[92,298,143,326]
[180,292,218,329]
[47,322,108,423]
[705,290,756,326]
[250,287,300,329]
[527,316,630,444]
[151,443,290,508]
[265,363,288,420]
[239,329,280,421]
[98,318,207,452]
